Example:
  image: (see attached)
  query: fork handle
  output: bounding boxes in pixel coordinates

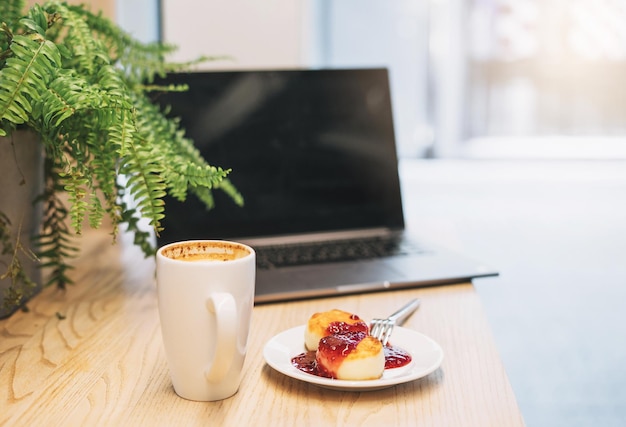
[388,298,421,325]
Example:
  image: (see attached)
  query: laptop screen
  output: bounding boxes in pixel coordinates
[150,68,405,244]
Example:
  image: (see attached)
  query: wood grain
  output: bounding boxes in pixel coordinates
[0,229,525,426]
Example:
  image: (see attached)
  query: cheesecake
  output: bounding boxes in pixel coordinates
[304,309,369,351]
[315,331,385,380]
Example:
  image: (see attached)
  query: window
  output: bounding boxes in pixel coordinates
[462,0,626,157]
[315,0,626,158]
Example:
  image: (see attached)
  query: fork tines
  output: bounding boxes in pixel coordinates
[370,318,396,346]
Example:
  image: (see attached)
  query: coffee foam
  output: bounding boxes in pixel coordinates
[161,241,250,262]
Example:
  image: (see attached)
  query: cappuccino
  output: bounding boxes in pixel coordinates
[160,241,250,262]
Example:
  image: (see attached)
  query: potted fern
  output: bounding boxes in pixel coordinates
[0,0,242,316]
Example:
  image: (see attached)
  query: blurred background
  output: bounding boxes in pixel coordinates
[114,0,626,160]
[30,0,626,425]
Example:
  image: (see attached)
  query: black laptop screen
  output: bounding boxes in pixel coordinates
[150,68,405,244]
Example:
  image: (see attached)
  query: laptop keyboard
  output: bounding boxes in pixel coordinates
[254,236,427,270]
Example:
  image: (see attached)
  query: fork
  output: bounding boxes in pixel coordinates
[370,298,421,345]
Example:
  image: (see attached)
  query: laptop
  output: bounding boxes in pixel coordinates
[151,68,497,303]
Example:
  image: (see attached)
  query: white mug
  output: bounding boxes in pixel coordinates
[156,240,255,401]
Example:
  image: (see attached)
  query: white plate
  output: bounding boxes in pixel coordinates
[263,325,444,391]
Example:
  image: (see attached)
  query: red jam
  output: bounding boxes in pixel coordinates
[316,331,368,378]
[383,345,412,369]
[326,318,368,335]
[291,338,412,379]
[291,351,318,375]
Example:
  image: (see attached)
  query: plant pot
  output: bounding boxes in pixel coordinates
[0,130,44,318]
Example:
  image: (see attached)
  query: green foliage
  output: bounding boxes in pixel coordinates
[33,156,79,290]
[0,211,39,312]
[0,0,244,313]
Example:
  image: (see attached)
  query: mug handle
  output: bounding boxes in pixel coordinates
[204,292,237,383]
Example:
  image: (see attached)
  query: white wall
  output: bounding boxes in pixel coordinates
[116,0,159,43]
[160,0,310,69]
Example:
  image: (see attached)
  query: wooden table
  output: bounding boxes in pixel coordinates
[1,229,525,426]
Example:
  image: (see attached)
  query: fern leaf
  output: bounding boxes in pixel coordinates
[44,2,109,75]
[0,0,25,33]
[60,167,90,234]
[88,191,104,229]
[119,142,168,231]
[33,158,79,289]
[0,34,61,128]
